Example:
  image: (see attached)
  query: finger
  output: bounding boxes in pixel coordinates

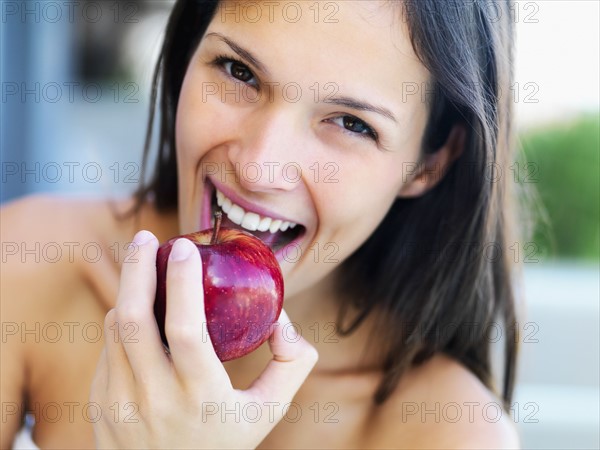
[103,308,133,390]
[165,238,226,383]
[115,230,170,380]
[247,309,318,405]
[89,346,108,404]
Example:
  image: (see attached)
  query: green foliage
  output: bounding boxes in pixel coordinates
[519,114,600,261]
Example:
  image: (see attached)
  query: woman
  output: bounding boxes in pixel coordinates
[2,0,522,448]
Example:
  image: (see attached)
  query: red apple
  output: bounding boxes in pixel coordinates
[154,212,284,361]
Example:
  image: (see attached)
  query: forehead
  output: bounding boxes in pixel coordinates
[206,0,429,98]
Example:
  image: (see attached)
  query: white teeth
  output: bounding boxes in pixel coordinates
[269,219,282,234]
[290,223,297,229]
[214,188,298,234]
[241,212,260,231]
[228,204,245,225]
[257,217,272,232]
[216,190,224,207]
[222,197,232,214]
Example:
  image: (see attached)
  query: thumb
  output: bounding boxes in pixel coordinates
[246,309,318,403]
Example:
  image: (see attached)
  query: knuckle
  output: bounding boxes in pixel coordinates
[104,307,118,322]
[103,308,118,331]
[165,322,202,347]
[115,304,145,328]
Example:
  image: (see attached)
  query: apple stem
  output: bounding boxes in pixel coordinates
[211,211,222,244]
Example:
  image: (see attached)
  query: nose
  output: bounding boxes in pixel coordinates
[227,107,304,193]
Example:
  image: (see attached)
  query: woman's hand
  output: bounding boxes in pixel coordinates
[89,230,318,449]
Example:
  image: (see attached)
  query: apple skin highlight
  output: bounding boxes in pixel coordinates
[154,226,284,362]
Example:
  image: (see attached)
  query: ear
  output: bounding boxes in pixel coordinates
[398,124,466,198]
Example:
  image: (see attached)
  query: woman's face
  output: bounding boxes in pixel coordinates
[175,0,430,298]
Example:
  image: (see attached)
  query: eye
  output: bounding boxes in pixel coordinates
[227,60,254,83]
[213,55,257,87]
[328,115,378,141]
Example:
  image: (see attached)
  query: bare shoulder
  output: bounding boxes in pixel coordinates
[1,193,133,263]
[364,354,520,449]
[1,193,135,248]
[0,194,135,314]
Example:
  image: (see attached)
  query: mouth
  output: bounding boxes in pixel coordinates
[203,179,306,258]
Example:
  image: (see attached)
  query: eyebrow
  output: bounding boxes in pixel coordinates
[323,97,398,123]
[204,32,397,124]
[205,32,271,76]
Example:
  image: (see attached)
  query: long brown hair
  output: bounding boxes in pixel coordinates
[128,0,520,408]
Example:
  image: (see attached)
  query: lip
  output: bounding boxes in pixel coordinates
[201,178,214,231]
[201,177,307,262]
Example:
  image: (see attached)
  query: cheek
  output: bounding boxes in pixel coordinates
[328,160,403,214]
[175,76,199,165]
[316,163,401,246]
[175,73,234,165]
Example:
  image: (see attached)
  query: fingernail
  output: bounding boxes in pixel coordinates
[169,238,195,261]
[131,230,155,247]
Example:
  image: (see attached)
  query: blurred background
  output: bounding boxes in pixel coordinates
[1,1,598,448]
